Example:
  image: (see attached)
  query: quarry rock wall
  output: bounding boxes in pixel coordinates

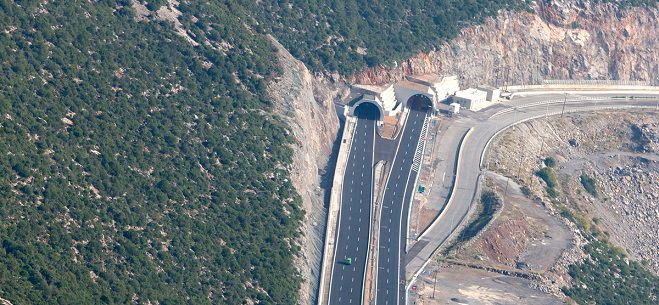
[268,1,657,303]
[349,1,657,88]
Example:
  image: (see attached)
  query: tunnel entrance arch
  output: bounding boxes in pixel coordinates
[351,100,384,121]
[406,94,433,112]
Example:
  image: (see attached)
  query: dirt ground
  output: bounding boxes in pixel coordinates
[487,111,658,275]
[411,110,657,304]
[472,172,571,273]
[409,262,562,305]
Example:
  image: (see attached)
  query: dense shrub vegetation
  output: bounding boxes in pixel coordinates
[600,0,658,8]
[535,167,558,198]
[461,191,501,242]
[243,0,533,74]
[562,239,659,305]
[580,173,598,197]
[0,1,301,304]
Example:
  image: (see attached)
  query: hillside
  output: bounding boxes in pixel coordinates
[0,0,657,304]
[0,2,301,304]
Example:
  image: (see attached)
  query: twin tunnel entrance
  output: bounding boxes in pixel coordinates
[328,94,433,305]
[353,94,433,121]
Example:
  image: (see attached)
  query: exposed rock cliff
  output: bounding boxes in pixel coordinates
[349,0,657,87]
[267,37,348,304]
[266,1,657,303]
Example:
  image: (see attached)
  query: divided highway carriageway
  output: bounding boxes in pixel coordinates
[327,103,379,305]
[328,96,432,305]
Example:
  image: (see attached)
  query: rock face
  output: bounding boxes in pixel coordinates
[348,0,658,87]
[266,1,657,303]
[267,37,347,304]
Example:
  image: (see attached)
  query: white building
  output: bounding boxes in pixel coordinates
[453,88,488,110]
[477,85,501,102]
[406,74,460,103]
[450,102,460,114]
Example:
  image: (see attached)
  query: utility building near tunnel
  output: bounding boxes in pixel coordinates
[453,87,488,110]
[346,74,463,121]
[345,74,503,123]
[406,74,460,103]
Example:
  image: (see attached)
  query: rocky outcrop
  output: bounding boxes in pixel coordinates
[487,111,659,294]
[266,1,657,303]
[267,37,348,304]
[349,0,657,87]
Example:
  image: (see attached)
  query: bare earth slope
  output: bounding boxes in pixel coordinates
[267,37,347,305]
[350,0,657,87]
[266,1,657,303]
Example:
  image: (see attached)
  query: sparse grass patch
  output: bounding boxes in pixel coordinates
[580,173,598,197]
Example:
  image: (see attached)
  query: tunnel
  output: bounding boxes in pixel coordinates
[353,101,383,121]
[406,94,433,112]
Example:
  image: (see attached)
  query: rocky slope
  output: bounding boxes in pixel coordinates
[267,37,347,304]
[348,0,657,87]
[263,0,657,303]
[487,111,658,291]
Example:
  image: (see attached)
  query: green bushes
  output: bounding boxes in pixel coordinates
[461,191,502,242]
[535,167,558,198]
[580,173,598,197]
[543,156,556,168]
[0,2,302,304]
[562,239,658,305]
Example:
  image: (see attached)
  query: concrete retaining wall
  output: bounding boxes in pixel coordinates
[317,117,357,305]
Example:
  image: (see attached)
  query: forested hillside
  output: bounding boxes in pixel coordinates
[243,0,533,74]
[1,0,656,305]
[0,1,301,304]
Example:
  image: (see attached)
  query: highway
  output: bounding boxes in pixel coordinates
[375,99,431,305]
[319,92,657,305]
[404,96,659,293]
[328,103,378,305]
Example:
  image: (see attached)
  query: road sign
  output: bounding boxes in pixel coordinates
[418,186,425,193]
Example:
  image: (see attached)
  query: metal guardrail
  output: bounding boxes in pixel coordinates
[490,96,659,119]
[542,79,652,86]
[490,96,603,118]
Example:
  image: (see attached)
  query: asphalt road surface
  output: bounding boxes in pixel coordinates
[328,103,378,305]
[405,96,659,286]
[375,104,429,305]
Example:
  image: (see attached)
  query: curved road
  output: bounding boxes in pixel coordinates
[375,106,429,305]
[405,96,659,290]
